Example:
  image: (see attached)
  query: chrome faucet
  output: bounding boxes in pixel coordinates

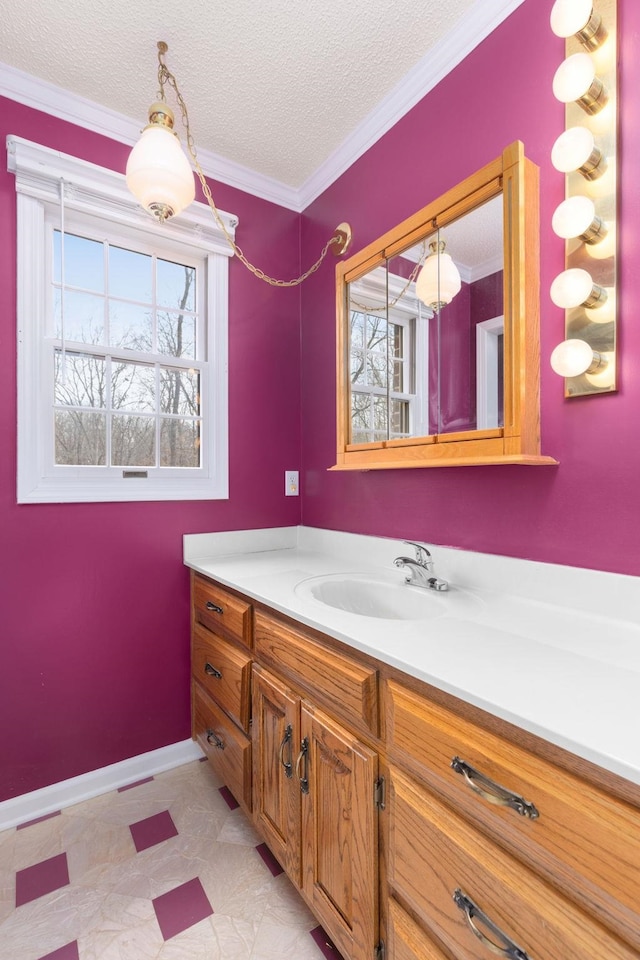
[394,540,449,591]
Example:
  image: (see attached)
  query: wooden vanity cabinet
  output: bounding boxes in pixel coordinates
[383,678,640,960]
[190,573,640,960]
[252,617,380,960]
[190,572,253,812]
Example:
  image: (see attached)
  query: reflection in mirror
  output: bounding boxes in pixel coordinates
[347,196,504,444]
[335,141,556,469]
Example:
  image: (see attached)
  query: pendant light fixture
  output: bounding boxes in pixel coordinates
[126,42,352,286]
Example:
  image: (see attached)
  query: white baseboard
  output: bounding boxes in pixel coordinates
[0,739,204,831]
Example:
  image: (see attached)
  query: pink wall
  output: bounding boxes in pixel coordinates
[3,0,640,804]
[300,0,640,577]
[0,99,304,801]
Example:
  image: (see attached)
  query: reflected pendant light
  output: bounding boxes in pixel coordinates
[416,240,462,310]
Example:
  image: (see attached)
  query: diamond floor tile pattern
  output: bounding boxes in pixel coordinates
[152,876,213,940]
[15,852,70,907]
[129,809,178,852]
[1,759,336,960]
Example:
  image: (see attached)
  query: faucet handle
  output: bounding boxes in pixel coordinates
[403,540,432,565]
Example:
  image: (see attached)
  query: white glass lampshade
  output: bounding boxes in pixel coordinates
[553,53,607,113]
[550,267,606,309]
[551,127,605,180]
[551,196,606,243]
[416,241,462,310]
[550,338,595,377]
[550,0,593,38]
[126,105,195,221]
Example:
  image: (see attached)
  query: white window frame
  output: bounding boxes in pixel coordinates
[476,314,504,430]
[8,135,237,503]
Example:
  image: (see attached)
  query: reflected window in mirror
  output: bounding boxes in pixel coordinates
[334,141,557,469]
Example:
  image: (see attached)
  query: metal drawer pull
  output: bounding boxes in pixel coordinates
[451,757,539,820]
[204,662,223,680]
[453,889,532,960]
[296,737,309,794]
[279,724,293,779]
[205,600,224,614]
[206,729,225,750]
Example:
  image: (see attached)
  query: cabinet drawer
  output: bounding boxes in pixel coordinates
[193,574,252,648]
[192,623,251,732]
[386,679,640,943]
[387,899,451,960]
[388,767,637,960]
[254,611,378,736]
[193,684,252,811]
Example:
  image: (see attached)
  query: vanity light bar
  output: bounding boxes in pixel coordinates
[549,0,618,396]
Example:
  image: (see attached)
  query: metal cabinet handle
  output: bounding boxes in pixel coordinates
[451,757,539,820]
[453,890,531,960]
[278,724,293,779]
[205,600,224,614]
[206,729,225,750]
[204,662,223,680]
[296,737,309,794]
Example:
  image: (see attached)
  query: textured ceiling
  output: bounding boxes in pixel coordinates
[0,0,481,188]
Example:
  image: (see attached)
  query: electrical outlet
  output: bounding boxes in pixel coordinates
[285,470,299,496]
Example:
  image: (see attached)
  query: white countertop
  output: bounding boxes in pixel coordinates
[184,526,640,788]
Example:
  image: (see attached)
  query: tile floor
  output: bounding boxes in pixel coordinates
[0,758,341,960]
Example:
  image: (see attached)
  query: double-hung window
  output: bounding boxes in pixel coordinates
[9,136,235,503]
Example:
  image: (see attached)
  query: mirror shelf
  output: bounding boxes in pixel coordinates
[332,141,557,470]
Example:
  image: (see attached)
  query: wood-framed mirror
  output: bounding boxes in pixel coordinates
[332,141,557,470]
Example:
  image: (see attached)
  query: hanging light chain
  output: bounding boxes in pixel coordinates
[155,43,344,287]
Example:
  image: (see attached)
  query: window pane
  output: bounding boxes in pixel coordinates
[55,351,106,408]
[367,354,390,387]
[366,315,388,351]
[157,259,196,312]
[53,232,104,292]
[111,361,155,412]
[55,410,106,464]
[351,393,371,444]
[109,245,152,303]
[160,418,200,467]
[350,350,366,385]
[160,367,200,416]
[54,290,105,344]
[373,396,388,439]
[157,310,196,359]
[389,399,410,437]
[111,415,155,466]
[109,301,153,352]
[350,311,365,350]
[392,358,406,393]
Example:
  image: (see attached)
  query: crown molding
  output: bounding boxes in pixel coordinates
[1,0,525,215]
[0,61,301,212]
[297,0,527,209]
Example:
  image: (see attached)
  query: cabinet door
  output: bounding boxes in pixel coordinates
[252,666,301,885]
[300,701,378,960]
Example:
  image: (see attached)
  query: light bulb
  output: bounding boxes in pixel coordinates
[551,127,606,180]
[550,268,607,309]
[416,241,462,310]
[551,196,607,244]
[550,0,606,50]
[553,53,608,114]
[126,103,195,221]
[550,339,596,377]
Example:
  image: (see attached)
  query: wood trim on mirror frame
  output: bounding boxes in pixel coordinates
[332,141,558,470]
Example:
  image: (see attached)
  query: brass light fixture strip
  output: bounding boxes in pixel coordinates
[563,0,617,398]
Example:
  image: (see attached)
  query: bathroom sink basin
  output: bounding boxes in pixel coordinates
[294,573,447,621]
